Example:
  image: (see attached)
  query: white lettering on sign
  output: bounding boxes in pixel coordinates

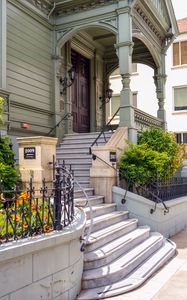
[24,147,36,159]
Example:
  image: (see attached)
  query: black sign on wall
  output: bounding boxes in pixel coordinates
[24,147,36,159]
[109,151,117,162]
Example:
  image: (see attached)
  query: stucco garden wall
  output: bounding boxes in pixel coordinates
[113,186,187,238]
[0,208,86,300]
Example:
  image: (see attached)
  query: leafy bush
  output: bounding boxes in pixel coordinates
[0,96,3,124]
[118,128,183,184]
[0,136,18,190]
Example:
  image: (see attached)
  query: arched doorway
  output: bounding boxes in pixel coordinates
[71,49,90,133]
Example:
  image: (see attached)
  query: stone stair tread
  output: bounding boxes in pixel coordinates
[75,196,104,207]
[84,226,150,263]
[84,203,116,214]
[77,239,176,299]
[74,188,94,196]
[86,218,138,244]
[56,155,92,159]
[56,149,90,154]
[82,233,163,280]
[75,195,104,201]
[57,144,91,149]
[86,211,128,227]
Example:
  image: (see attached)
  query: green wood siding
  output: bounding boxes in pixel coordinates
[7,3,53,135]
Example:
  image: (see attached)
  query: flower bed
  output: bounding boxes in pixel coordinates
[0,191,54,243]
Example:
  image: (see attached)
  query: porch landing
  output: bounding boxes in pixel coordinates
[104,228,187,300]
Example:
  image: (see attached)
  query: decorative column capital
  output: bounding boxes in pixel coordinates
[121,73,131,90]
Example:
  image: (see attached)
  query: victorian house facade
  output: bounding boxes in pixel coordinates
[0,0,178,146]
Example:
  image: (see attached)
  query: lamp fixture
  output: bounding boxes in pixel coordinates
[59,67,75,95]
[106,88,113,102]
[99,88,113,109]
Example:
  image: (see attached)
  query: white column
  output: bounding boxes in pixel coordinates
[154,68,167,129]
[0,0,7,89]
[116,8,137,143]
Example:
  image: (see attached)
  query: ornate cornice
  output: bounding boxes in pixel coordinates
[26,0,53,15]
[55,0,118,17]
[8,0,52,29]
[99,17,118,31]
[134,3,163,41]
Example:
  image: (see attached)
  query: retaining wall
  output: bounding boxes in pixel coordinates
[113,186,187,238]
[0,208,86,300]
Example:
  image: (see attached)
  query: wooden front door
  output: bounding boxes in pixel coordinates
[71,50,90,133]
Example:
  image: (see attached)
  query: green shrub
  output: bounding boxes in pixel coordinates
[0,97,3,124]
[118,128,183,184]
[0,136,18,190]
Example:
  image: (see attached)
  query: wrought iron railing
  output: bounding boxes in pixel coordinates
[0,164,74,244]
[152,176,187,201]
[73,178,93,252]
[90,107,164,154]
[120,170,187,206]
[47,112,72,136]
[92,153,169,214]
[89,107,120,153]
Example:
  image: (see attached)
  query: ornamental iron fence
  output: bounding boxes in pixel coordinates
[120,170,187,202]
[0,164,74,244]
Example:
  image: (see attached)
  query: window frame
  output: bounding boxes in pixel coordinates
[172,40,187,67]
[173,85,187,113]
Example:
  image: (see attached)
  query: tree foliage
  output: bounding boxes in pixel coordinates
[0,97,3,124]
[118,128,183,183]
[0,136,18,190]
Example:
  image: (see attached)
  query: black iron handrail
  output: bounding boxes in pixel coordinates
[0,164,74,243]
[89,107,120,154]
[92,152,169,214]
[47,112,72,136]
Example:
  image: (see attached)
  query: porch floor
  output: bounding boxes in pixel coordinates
[105,228,187,300]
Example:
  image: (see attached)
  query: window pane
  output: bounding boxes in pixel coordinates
[181,41,187,65]
[132,63,137,73]
[183,133,187,143]
[173,43,179,66]
[111,96,120,115]
[174,87,187,110]
[132,92,138,107]
[176,133,182,144]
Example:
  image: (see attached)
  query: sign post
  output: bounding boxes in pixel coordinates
[17,136,58,189]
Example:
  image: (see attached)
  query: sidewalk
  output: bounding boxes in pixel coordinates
[106,229,187,300]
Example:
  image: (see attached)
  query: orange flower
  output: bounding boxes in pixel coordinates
[16,199,22,205]
[15,215,21,222]
[44,225,53,233]
[32,203,37,211]
[23,223,28,229]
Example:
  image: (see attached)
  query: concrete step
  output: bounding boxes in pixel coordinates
[61,132,112,141]
[82,233,164,289]
[73,170,90,177]
[56,155,92,162]
[84,203,116,219]
[74,188,94,198]
[85,211,129,235]
[77,239,176,299]
[60,137,110,146]
[57,143,93,150]
[74,181,90,188]
[85,218,138,252]
[75,195,104,207]
[74,175,91,182]
[56,148,90,155]
[84,226,150,270]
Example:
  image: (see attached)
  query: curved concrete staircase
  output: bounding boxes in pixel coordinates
[76,191,176,300]
[57,132,176,300]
